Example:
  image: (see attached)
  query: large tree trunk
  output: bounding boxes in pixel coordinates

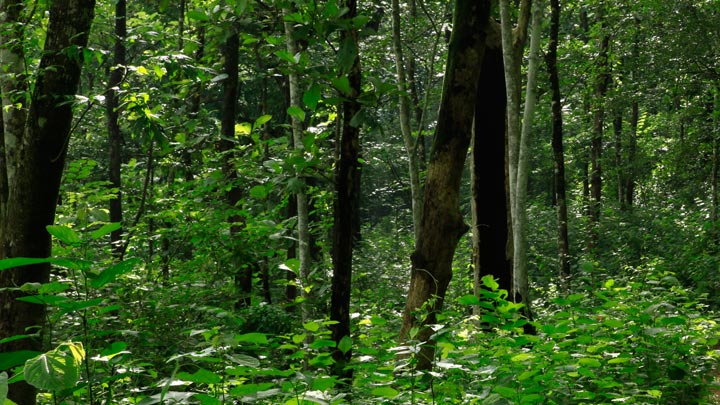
[399,0,490,372]
[472,21,513,299]
[330,0,362,383]
[546,0,571,282]
[107,0,126,258]
[0,1,96,403]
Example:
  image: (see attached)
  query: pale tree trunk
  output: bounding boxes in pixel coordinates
[546,0,571,283]
[107,0,126,258]
[499,0,536,310]
[400,0,490,371]
[283,8,311,323]
[0,1,96,403]
[391,0,422,246]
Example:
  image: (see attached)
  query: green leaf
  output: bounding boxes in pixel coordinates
[91,258,141,288]
[481,275,500,291]
[511,353,534,362]
[371,386,399,399]
[0,350,40,371]
[331,76,351,95]
[287,106,305,122]
[177,368,222,385]
[24,344,84,391]
[46,225,82,245]
[90,222,121,240]
[235,333,268,345]
[312,376,336,391]
[249,185,268,199]
[303,85,321,111]
[0,257,52,271]
[253,114,272,130]
[604,279,615,289]
[457,294,480,306]
[577,357,601,368]
[303,321,320,332]
[228,382,274,397]
[187,10,209,21]
[338,335,352,354]
[193,393,221,405]
[57,297,104,314]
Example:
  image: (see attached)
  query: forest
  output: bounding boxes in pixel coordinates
[1,0,719,403]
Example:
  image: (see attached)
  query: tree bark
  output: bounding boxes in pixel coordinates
[0,1,96,403]
[391,0,423,247]
[399,0,490,371]
[330,0,362,383]
[107,0,126,258]
[283,7,311,321]
[546,0,571,282]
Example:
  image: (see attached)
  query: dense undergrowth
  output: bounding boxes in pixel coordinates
[2,195,720,404]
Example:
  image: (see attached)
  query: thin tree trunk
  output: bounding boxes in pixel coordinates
[391,0,422,246]
[546,0,571,282]
[613,109,624,207]
[330,0,362,383]
[589,33,610,251]
[400,0,490,371]
[626,100,638,207]
[283,8,311,321]
[0,1,96,403]
[107,0,126,258]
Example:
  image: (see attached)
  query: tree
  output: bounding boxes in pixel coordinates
[329,0,363,382]
[546,0,571,282]
[0,0,97,403]
[400,0,491,371]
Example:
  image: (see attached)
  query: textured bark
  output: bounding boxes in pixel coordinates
[472,21,513,299]
[0,1,96,403]
[399,0,490,371]
[107,0,126,257]
[330,0,362,382]
[546,0,571,282]
[391,0,423,246]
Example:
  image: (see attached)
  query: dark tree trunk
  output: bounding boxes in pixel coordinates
[107,0,126,258]
[626,100,638,207]
[330,0,362,383]
[217,29,249,307]
[472,21,512,295]
[0,1,96,403]
[400,0,490,372]
[546,0,571,282]
[588,33,610,251]
[613,109,625,208]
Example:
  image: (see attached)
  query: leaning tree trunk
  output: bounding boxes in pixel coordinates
[546,0,571,283]
[330,0,363,383]
[0,1,96,403]
[399,0,490,372]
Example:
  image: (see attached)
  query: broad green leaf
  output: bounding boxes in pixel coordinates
[187,10,209,21]
[303,321,320,332]
[0,257,52,271]
[338,335,352,354]
[481,275,500,291]
[577,357,601,368]
[235,333,268,345]
[24,344,83,391]
[511,353,534,362]
[457,294,480,306]
[229,382,274,397]
[0,350,39,370]
[371,386,399,398]
[331,76,351,95]
[604,279,615,289]
[90,222,121,240]
[249,185,268,199]
[57,297,104,314]
[91,258,141,288]
[193,393,221,405]
[494,385,517,398]
[235,122,252,136]
[46,225,82,245]
[287,106,305,122]
[177,368,222,384]
[303,85,321,111]
[253,114,272,130]
[312,376,336,391]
